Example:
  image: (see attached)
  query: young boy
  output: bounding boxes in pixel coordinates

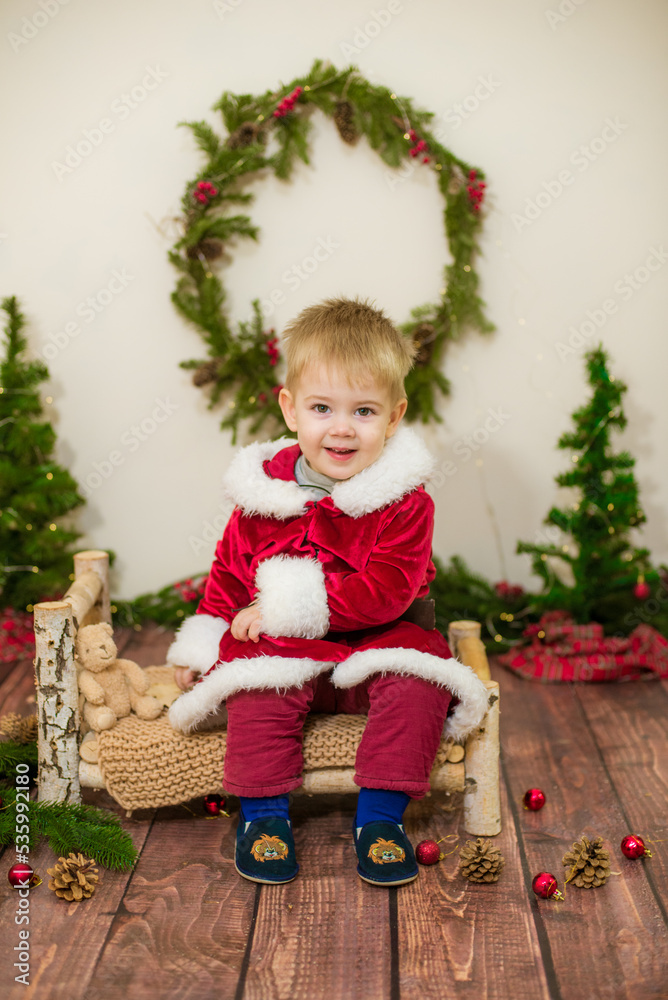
[167,297,488,887]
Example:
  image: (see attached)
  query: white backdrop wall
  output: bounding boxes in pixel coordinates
[2,0,667,599]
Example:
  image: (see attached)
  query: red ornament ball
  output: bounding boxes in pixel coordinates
[416,839,442,866]
[531,871,563,900]
[523,788,546,811]
[621,834,651,859]
[634,581,651,600]
[203,794,224,816]
[8,863,39,889]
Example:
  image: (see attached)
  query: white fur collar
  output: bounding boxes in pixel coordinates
[223,425,435,520]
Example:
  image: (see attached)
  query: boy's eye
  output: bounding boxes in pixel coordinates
[356,407,374,416]
[313,404,329,413]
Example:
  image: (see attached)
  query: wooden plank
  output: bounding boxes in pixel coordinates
[81,802,254,1000]
[396,782,551,999]
[0,791,153,1000]
[0,656,37,717]
[243,793,392,1000]
[576,682,668,923]
[495,662,668,1000]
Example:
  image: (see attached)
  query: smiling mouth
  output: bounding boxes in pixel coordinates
[326,447,356,456]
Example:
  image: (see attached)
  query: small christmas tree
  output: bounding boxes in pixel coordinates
[0,296,85,611]
[517,345,665,628]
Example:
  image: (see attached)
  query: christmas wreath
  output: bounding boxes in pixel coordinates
[170,58,493,440]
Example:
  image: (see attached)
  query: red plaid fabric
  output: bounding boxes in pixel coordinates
[498,611,668,682]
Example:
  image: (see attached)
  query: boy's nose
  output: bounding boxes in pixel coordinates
[330,419,354,437]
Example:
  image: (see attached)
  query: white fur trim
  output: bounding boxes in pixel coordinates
[223,435,318,518]
[255,556,330,639]
[168,656,334,734]
[331,426,435,518]
[165,614,229,674]
[330,647,490,742]
[223,426,435,520]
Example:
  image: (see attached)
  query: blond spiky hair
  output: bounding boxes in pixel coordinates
[281,297,416,403]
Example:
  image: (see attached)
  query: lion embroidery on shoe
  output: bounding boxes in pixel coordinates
[251,834,289,863]
[368,838,406,864]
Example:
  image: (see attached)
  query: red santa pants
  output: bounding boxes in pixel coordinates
[222,670,452,799]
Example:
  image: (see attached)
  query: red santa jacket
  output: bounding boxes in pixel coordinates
[167,426,488,740]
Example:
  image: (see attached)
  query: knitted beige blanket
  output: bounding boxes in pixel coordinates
[96,666,458,811]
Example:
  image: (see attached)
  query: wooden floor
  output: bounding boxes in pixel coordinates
[1,623,667,1000]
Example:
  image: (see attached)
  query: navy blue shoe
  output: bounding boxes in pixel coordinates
[235,812,299,885]
[353,818,419,887]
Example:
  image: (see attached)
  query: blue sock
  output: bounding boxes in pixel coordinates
[239,794,291,828]
[355,788,411,833]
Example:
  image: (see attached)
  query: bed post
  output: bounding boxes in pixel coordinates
[34,601,82,804]
[448,619,501,836]
[33,550,110,803]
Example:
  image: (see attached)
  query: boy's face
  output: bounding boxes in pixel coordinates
[278,364,407,480]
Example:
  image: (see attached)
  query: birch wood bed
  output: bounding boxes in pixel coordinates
[33,550,501,836]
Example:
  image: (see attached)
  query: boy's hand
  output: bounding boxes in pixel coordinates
[231,603,263,643]
[173,666,199,691]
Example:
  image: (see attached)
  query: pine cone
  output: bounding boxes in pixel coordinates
[412,323,437,366]
[459,838,505,883]
[0,712,38,744]
[192,360,222,387]
[562,836,611,888]
[226,121,263,149]
[333,101,359,145]
[186,238,224,261]
[47,853,99,901]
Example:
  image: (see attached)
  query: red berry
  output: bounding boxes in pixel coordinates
[634,581,651,600]
[423,156,430,164]
[469,169,477,180]
[194,192,208,204]
[409,148,418,158]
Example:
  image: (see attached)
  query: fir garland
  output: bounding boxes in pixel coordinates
[170,58,493,441]
[0,741,138,871]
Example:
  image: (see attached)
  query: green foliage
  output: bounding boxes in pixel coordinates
[113,574,205,628]
[0,297,85,611]
[431,555,530,652]
[0,740,37,783]
[517,345,668,630]
[0,782,138,870]
[171,59,493,440]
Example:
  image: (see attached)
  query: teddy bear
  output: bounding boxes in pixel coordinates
[74,622,162,733]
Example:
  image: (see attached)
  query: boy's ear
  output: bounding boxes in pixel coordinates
[278,386,298,432]
[385,397,408,439]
